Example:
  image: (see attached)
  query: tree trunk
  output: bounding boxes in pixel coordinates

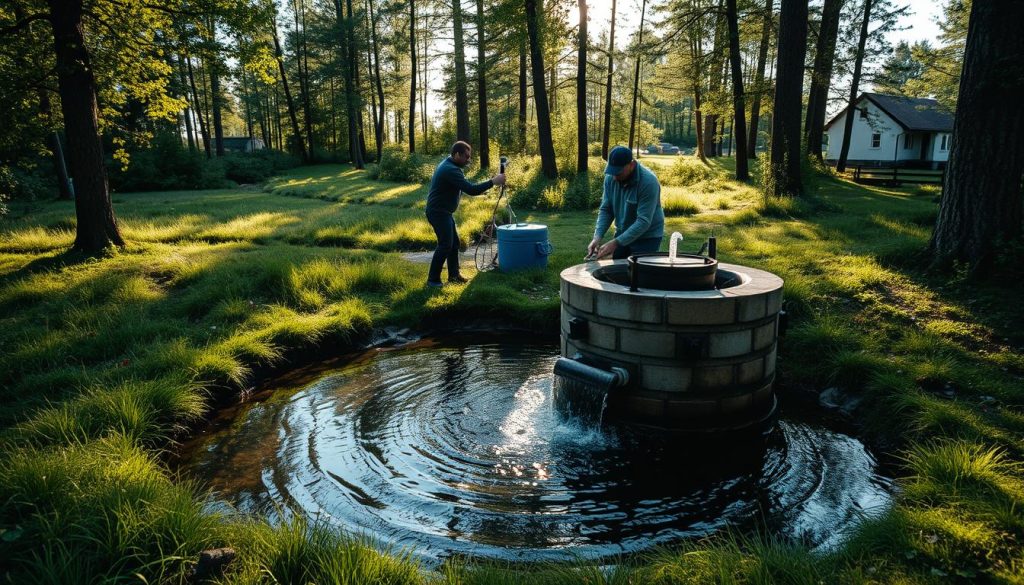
[408,0,417,153]
[601,0,616,159]
[804,0,842,160]
[210,62,225,156]
[177,54,197,152]
[272,19,308,161]
[628,0,647,151]
[47,0,124,251]
[518,34,528,150]
[836,0,872,173]
[336,0,364,168]
[576,0,588,173]
[368,0,386,160]
[453,0,471,142]
[186,52,212,159]
[929,0,1024,275]
[747,0,773,158]
[768,0,807,196]
[349,0,367,163]
[725,0,749,180]
[476,0,490,168]
[525,0,558,178]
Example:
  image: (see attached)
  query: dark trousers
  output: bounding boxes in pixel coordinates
[426,209,461,282]
[612,236,662,259]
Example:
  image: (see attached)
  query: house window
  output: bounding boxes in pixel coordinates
[940,134,950,150]
[859,108,868,120]
[904,134,914,149]
[871,133,881,149]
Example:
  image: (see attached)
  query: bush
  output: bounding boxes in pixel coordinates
[0,164,56,202]
[660,157,720,187]
[223,151,299,184]
[371,146,434,183]
[108,134,299,192]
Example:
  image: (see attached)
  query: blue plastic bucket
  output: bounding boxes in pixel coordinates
[497,223,553,272]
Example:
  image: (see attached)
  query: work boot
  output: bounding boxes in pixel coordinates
[448,275,470,284]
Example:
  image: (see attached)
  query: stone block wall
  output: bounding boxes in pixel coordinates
[559,261,784,431]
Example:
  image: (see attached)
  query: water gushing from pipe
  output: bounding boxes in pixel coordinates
[669,232,684,263]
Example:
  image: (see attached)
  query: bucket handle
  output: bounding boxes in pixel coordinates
[536,241,553,256]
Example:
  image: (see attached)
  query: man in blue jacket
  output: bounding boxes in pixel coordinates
[425,141,506,287]
[586,145,665,260]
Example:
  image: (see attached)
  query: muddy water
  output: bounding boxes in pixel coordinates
[178,340,892,564]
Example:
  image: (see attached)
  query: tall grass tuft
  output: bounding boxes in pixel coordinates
[0,435,221,583]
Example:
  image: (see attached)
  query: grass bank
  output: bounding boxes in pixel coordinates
[1,159,1021,583]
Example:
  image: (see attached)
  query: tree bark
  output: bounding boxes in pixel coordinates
[804,0,842,160]
[452,0,471,142]
[272,18,308,161]
[628,0,647,151]
[336,0,364,168]
[525,0,558,178]
[576,0,588,173]
[186,51,212,159]
[768,0,807,196]
[47,0,124,251]
[408,0,417,153]
[476,0,490,168]
[598,0,614,158]
[367,0,386,160]
[518,33,528,150]
[210,61,225,156]
[725,0,748,180]
[601,0,616,159]
[176,54,197,152]
[836,0,872,173]
[747,0,773,158]
[929,0,1024,275]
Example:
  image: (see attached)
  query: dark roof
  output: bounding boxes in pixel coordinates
[824,93,954,132]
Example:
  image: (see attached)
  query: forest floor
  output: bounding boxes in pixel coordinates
[1,159,1022,583]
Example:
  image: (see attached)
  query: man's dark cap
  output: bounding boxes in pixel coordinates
[605,145,633,175]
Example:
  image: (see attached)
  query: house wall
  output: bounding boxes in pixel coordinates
[825,99,903,164]
[930,132,951,162]
[895,132,921,162]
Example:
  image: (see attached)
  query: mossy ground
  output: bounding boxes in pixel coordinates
[1,159,1021,583]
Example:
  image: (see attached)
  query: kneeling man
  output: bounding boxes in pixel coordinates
[587,145,665,260]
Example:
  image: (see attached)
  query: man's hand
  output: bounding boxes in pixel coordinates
[596,239,619,259]
[492,173,506,186]
[586,237,601,259]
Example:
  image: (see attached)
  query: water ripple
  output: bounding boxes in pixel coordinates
[180,341,892,564]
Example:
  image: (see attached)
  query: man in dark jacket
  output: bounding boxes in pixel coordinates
[425,141,506,287]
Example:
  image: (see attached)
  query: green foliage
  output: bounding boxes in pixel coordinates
[0,163,56,203]
[108,133,299,192]
[659,156,721,187]
[369,146,435,183]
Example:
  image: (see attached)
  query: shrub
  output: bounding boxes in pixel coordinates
[372,146,433,183]
[0,164,56,202]
[660,157,720,187]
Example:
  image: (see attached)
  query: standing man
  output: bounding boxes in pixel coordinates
[426,141,506,287]
[587,145,665,259]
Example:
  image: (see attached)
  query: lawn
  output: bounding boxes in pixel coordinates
[1,160,1022,583]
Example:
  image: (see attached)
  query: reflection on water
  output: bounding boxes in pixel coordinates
[178,341,892,564]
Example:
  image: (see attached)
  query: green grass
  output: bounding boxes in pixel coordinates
[1,160,1022,583]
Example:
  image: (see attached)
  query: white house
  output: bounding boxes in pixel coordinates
[824,93,954,169]
[221,136,266,152]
